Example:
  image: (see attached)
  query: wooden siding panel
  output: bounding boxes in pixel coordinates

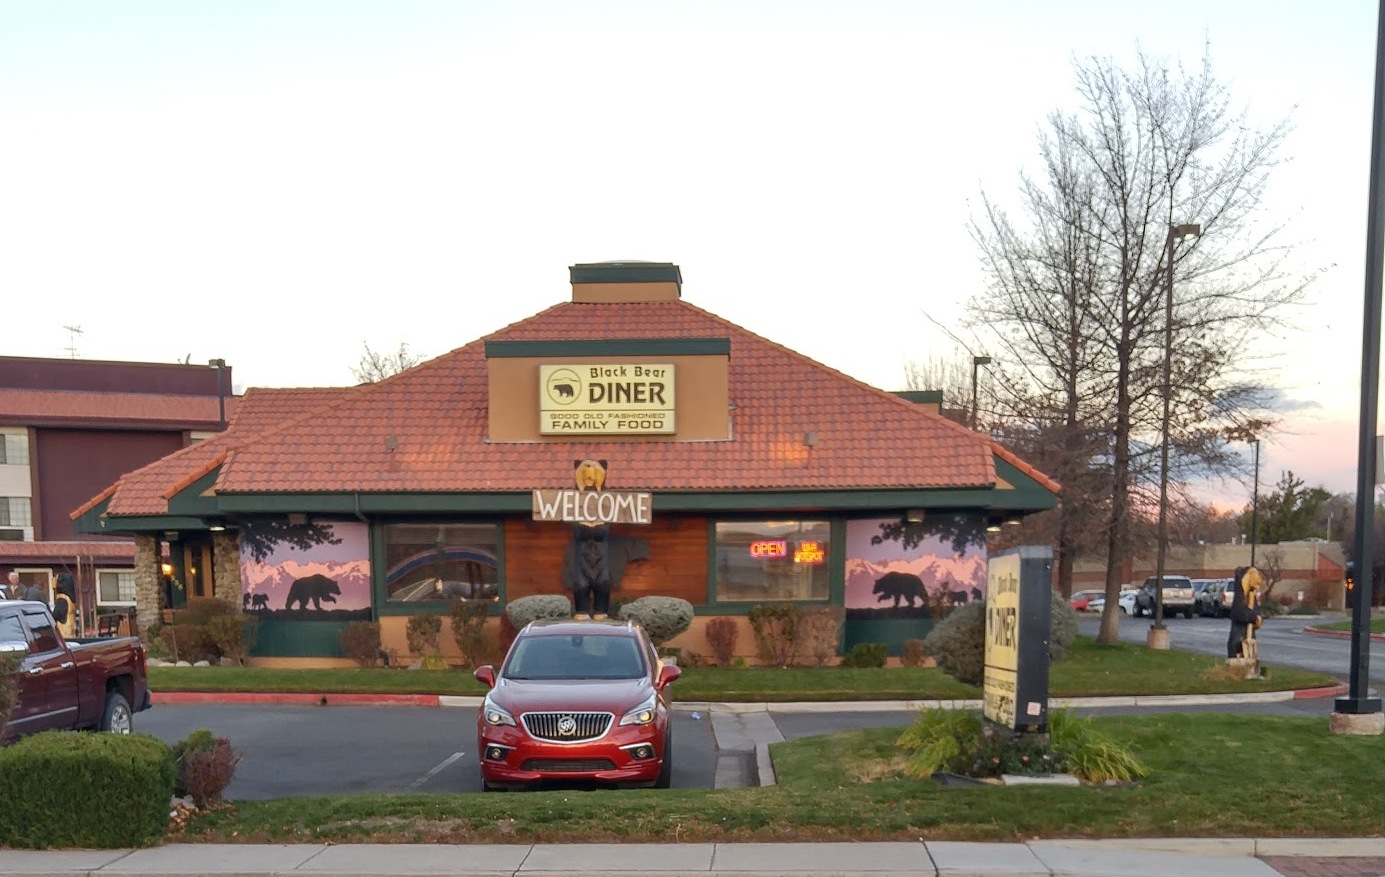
[503,518,709,606]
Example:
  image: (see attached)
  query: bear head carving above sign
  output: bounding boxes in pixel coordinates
[573,459,607,492]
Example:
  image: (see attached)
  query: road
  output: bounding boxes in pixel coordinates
[135,705,717,799]
[1075,610,1383,690]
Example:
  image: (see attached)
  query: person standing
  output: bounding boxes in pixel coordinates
[15,573,44,602]
[3,571,18,600]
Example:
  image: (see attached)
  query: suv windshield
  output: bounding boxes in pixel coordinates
[503,634,647,681]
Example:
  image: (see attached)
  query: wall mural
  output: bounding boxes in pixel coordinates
[239,520,372,621]
[844,515,987,620]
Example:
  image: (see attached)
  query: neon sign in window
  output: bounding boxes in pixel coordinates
[793,541,825,564]
[749,540,788,559]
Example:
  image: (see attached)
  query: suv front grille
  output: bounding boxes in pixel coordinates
[520,758,616,772]
[522,711,613,743]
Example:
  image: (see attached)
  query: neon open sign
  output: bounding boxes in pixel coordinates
[749,540,788,558]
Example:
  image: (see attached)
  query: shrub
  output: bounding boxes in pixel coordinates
[1286,603,1321,616]
[0,651,19,735]
[748,603,801,667]
[405,614,443,657]
[840,642,887,668]
[924,590,1080,685]
[449,600,492,668]
[0,731,176,848]
[897,707,983,777]
[705,617,740,666]
[158,623,216,664]
[923,602,986,684]
[504,594,573,629]
[206,613,259,666]
[338,621,382,668]
[900,638,929,667]
[618,596,694,646]
[1047,709,1148,783]
[797,606,845,666]
[181,737,242,808]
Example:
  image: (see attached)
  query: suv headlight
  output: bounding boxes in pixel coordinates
[482,697,516,727]
[619,694,657,726]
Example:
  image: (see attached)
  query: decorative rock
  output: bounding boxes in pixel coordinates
[193,660,211,667]
[175,661,193,667]
[1330,710,1385,736]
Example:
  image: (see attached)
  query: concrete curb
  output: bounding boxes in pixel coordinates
[152,686,1351,708]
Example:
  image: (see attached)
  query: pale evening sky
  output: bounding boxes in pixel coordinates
[0,1,1377,510]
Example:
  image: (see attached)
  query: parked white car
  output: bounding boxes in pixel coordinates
[1088,590,1137,615]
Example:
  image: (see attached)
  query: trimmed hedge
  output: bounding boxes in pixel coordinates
[504,595,573,629]
[617,596,694,646]
[0,731,176,848]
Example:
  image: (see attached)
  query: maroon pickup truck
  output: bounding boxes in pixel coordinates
[0,600,152,743]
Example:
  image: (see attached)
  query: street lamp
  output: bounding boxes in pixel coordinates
[970,355,992,429]
[1249,437,1261,566]
[1150,222,1201,650]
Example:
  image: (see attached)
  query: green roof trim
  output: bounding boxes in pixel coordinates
[484,338,730,358]
[893,390,944,404]
[569,262,682,285]
[166,467,222,515]
[71,496,112,535]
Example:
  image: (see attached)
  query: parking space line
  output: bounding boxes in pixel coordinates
[406,751,466,791]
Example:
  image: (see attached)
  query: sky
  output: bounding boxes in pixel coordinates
[1,1,1379,511]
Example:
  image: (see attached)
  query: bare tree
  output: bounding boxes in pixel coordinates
[1259,546,1286,605]
[351,342,424,384]
[967,49,1303,643]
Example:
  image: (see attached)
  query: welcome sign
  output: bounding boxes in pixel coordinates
[539,363,676,435]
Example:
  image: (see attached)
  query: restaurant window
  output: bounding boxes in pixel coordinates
[97,569,137,606]
[714,520,830,602]
[383,522,500,603]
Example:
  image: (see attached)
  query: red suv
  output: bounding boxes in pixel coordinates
[474,618,681,791]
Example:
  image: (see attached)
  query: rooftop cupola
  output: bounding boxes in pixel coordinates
[570,261,682,303]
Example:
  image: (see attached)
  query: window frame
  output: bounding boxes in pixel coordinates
[373,518,506,615]
[709,517,834,606]
[95,568,138,607]
[0,497,34,528]
[0,433,29,466]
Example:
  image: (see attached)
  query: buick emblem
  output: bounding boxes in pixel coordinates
[557,715,578,736]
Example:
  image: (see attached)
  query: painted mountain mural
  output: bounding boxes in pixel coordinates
[844,554,986,609]
[239,521,372,621]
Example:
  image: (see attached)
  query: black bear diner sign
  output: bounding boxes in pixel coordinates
[982,546,1053,732]
[539,363,677,435]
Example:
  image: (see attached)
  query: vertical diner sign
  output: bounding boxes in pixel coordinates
[983,546,1052,732]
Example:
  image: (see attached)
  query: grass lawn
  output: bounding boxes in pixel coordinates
[147,638,1338,701]
[1315,618,1385,634]
[176,712,1385,844]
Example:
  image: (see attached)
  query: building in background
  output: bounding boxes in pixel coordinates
[0,355,234,633]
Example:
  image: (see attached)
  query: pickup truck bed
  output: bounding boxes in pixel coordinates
[1,601,151,743]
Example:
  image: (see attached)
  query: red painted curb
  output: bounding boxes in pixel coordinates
[1304,625,1385,642]
[153,692,442,707]
[1293,683,1350,699]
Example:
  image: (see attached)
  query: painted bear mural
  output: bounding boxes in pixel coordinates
[873,571,927,608]
[285,574,342,611]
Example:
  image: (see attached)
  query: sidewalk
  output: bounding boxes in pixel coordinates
[2,838,1383,876]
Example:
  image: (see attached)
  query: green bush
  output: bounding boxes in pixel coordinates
[158,623,217,663]
[338,621,382,668]
[1047,709,1148,783]
[924,590,1080,685]
[840,642,887,668]
[0,731,176,848]
[172,729,241,808]
[617,596,694,646]
[449,600,492,668]
[171,728,217,797]
[748,603,801,667]
[504,594,573,629]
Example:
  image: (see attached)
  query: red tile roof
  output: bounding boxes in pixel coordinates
[0,388,236,429]
[80,299,1058,516]
[209,300,1054,494]
[0,540,136,561]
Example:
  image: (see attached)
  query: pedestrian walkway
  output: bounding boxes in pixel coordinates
[1,838,1383,876]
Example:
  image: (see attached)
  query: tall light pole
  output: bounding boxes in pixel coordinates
[1249,437,1261,566]
[1150,222,1201,651]
[970,355,992,430]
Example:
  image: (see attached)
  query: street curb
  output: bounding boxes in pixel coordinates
[152,692,443,707]
[152,686,1350,708]
[1304,625,1385,642]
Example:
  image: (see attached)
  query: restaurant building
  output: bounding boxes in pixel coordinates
[73,262,1058,665]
